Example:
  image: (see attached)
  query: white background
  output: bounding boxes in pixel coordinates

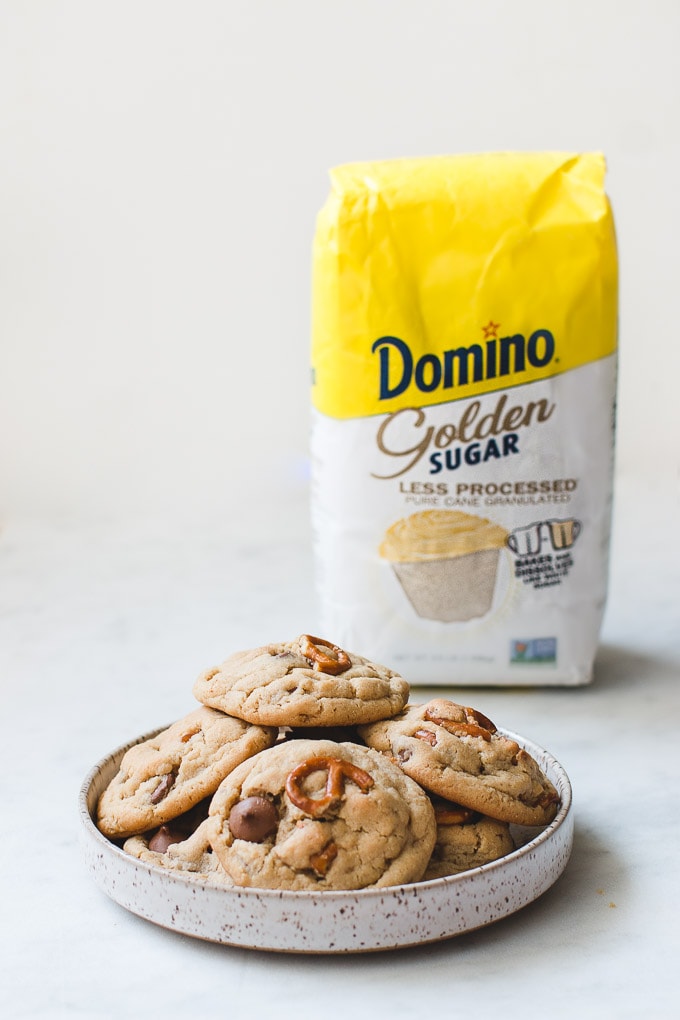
[1,0,679,529]
[1,6,679,1019]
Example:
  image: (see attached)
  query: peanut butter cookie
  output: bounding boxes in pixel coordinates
[97,707,277,838]
[192,634,409,727]
[206,739,436,890]
[423,799,515,880]
[123,818,233,883]
[358,699,559,826]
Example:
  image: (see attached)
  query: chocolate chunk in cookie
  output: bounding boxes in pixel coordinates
[124,819,232,884]
[207,739,436,891]
[96,706,277,838]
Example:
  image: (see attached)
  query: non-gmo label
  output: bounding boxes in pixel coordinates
[510,638,557,664]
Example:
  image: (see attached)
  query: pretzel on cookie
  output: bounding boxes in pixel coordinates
[285,756,374,818]
[299,635,351,676]
[423,704,498,742]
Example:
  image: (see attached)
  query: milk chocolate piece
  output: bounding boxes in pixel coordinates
[148,825,184,853]
[150,772,176,804]
[228,796,278,842]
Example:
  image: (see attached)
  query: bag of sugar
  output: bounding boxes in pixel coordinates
[311,152,618,685]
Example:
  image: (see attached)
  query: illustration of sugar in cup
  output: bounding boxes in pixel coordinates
[507,522,546,556]
[379,510,509,622]
[547,518,581,550]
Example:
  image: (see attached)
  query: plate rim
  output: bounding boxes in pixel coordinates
[79,724,573,949]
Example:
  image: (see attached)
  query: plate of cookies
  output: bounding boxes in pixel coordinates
[79,634,573,953]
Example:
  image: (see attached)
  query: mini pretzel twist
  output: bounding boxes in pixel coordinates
[299,635,351,676]
[424,705,497,742]
[432,801,477,825]
[285,756,374,818]
[309,840,338,877]
[464,706,497,733]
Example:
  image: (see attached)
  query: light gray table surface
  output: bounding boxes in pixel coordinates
[1,471,678,1019]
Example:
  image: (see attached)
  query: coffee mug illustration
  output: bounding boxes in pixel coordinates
[507,522,545,556]
[508,518,582,556]
[547,518,581,550]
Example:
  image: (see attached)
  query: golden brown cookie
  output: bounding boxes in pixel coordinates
[423,799,515,880]
[192,634,409,727]
[123,819,233,884]
[96,707,277,838]
[358,699,559,826]
[206,739,436,891]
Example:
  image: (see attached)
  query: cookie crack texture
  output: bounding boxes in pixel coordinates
[193,638,409,728]
[96,707,277,839]
[358,700,559,827]
[206,739,435,890]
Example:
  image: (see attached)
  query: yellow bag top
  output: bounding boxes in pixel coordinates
[312,152,618,420]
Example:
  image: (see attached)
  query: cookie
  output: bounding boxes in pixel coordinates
[358,698,560,826]
[124,819,233,884]
[97,706,277,838]
[423,799,515,880]
[206,739,436,890]
[192,634,409,727]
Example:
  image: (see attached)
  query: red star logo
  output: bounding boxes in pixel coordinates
[482,320,500,339]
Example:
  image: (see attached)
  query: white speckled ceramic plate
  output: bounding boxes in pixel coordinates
[79,727,572,953]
